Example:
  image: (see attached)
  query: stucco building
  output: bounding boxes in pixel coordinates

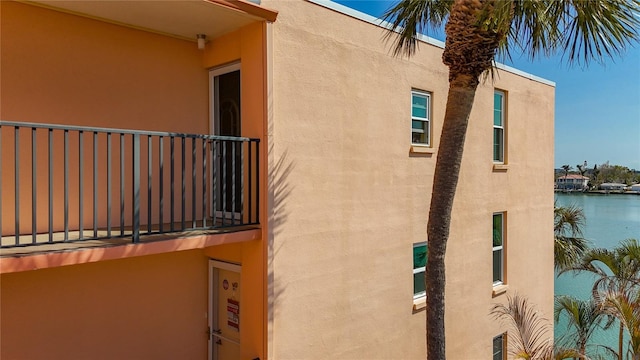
[1,1,555,359]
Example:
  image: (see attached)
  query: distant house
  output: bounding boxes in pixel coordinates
[600,183,627,191]
[631,184,640,192]
[556,174,589,190]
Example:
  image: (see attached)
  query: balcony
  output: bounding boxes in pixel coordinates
[0,121,260,251]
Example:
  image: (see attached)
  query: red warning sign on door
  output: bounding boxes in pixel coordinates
[227,298,239,332]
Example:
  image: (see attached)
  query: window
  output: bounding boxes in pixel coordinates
[412,90,430,146]
[493,90,505,163]
[493,213,505,285]
[493,333,506,360]
[413,242,427,299]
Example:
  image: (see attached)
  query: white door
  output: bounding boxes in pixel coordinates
[208,260,242,360]
[209,64,242,222]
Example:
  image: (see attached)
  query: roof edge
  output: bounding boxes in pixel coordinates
[306,0,555,87]
[207,0,278,22]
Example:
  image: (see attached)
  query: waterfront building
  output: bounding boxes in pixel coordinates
[0,1,555,359]
[599,182,628,191]
[556,174,590,191]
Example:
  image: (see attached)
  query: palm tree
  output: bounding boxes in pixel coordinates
[577,162,587,177]
[563,239,640,360]
[563,165,573,178]
[491,294,580,360]
[554,204,589,271]
[383,2,640,357]
[554,296,607,358]
[600,288,640,359]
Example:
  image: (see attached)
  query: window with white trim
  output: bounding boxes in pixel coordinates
[493,333,506,360]
[411,90,430,146]
[493,90,505,163]
[493,212,505,285]
[413,242,427,299]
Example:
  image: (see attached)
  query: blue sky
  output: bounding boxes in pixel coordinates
[333,0,640,170]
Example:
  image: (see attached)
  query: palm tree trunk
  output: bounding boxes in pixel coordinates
[426,73,479,359]
[620,322,624,360]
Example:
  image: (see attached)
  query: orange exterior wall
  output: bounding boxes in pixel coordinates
[1,250,209,360]
[0,1,208,235]
[0,2,208,132]
[1,2,269,360]
[201,20,270,360]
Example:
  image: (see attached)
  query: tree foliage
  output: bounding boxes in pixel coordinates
[554,204,589,271]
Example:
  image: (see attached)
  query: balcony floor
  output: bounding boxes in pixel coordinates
[1,222,259,258]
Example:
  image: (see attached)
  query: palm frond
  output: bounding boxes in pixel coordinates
[554,204,586,237]
[554,295,606,353]
[554,204,589,271]
[491,295,555,358]
[547,0,640,66]
[381,0,453,57]
[600,288,640,356]
[504,0,560,61]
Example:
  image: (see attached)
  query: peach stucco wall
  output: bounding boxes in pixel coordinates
[263,1,555,359]
[1,2,269,360]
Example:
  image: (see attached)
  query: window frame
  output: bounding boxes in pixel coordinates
[493,90,506,163]
[413,242,427,300]
[493,333,506,360]
[411,89,431,147]
[493,212,505,286]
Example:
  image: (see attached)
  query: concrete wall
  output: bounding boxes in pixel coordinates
[263,1,555,359]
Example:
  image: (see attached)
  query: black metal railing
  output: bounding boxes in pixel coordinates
[0,121,260,248]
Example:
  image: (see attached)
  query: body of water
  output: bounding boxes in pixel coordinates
[554,193,640,356]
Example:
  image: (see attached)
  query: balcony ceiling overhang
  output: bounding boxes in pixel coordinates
[25,0,278,41]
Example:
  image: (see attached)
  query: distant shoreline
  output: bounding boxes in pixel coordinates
[555,190,640,195]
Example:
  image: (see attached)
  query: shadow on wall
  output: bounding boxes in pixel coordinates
[267,141,295,335]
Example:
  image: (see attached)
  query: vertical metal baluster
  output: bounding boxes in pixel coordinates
[31,128,37,244]
[107,133,112,237]
[64,130,69,241]
[248,140,252,224]
[181,137,185,230]
[120,133,125,236]
[240,141,244,225]
[93,132,98,238]
[192,138,196,229]
[202,138,207,228]
[14,127,20,245]
[170,136,175,231]
[79,131,84,240]
[212,140,217,227]
[256,140,260,224]
[231,141,236,225]
[132,134,140,243]
[48,129,53,242]
[148,135,152,233]
[222,140,227,226]
[159,136,164,233]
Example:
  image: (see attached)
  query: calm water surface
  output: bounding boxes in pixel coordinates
[554,193,640,355]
